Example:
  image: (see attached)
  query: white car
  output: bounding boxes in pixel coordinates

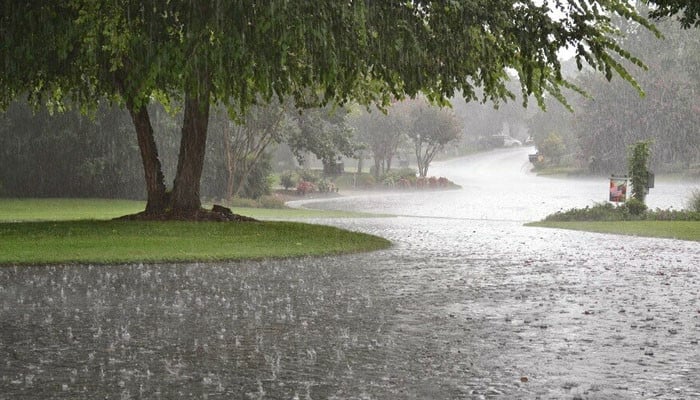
[503,136,522,147]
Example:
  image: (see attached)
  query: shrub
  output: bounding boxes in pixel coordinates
[296,181,315,195]
[542,201,700,222]
[688,189,700,212]
[624,198,647,216]
[279,171,297,190]
[355,174,376,189]
[317,179,335,193]
[545,202,624,222]
[299,169,319,184]
[539,132,566,165]
[258,195,286,209]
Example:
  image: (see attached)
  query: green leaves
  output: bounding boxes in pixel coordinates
[2,0,662,114]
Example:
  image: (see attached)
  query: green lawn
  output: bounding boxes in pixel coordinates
[0,198,392,265]
[527,220,700,242]
[0,198,382,222]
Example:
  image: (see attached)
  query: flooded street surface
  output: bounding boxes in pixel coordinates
[2,148,700,399]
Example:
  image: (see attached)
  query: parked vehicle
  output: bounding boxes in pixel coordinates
[490,134,522,147]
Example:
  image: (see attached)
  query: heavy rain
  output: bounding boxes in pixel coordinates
[2,1,700,399]
[2,146,700,398]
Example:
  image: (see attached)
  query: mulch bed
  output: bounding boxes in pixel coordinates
[114,205,258,222]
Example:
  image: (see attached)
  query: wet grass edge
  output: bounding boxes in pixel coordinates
[525,220,700,242]
[0,219,392,266]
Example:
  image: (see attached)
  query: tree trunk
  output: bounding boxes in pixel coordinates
[223,122,236,200]
[115,70,167,215]
[171,87,211,213]
[373,157,381,178]
[126,104,168,214]
[415,142,427,177]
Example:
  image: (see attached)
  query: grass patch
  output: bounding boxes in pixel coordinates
[526,220,700,242]
[0,220,391,265]
[0,198,392,265]
[532,166,586,176]
[528,201,700,242]
[232,207,386,220]
[0,198,146,221]
[0,198,383,222]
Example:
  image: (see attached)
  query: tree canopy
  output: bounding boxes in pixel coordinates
[527,3,700,175]
[0,0,664,218]
[647,0,700,28]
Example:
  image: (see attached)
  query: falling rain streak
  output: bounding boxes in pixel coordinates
[2,148,700,398]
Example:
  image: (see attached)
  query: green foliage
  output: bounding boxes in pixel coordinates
[1,0,667,212]
[400,98,463,177]
[347,106,405,178]
[2,1,660,113]
[287,105,359,167]
[0,101,145,198]
[299,169,320,184]
[352,173,376,189]
[379,168,418,187]
[543,201,700,222]
[687,189,700,212]
[539,10,700,176]
[625,197,648,215]
[279,171,297,191]
[545,202,626,222]
[648,0,700,28]
[235,155,273,200]
[628,140,652,203]
[316,179,338,193]
[539,132,567,165]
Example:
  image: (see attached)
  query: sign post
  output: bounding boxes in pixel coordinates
[609,175,628,203]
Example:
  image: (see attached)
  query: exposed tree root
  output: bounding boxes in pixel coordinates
[114,204,258,222]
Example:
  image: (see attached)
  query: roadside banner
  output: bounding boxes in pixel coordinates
[609,177,627,202]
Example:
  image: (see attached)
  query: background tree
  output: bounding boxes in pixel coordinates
[396,99,463,177]
[450,80,533,153]
[1,1,661,219]
[0,101,144,198]
[527,5,700,175]
[287,105,358,172]
[575,13,700,174]
[209,100,291,200]
[348,106,407,178]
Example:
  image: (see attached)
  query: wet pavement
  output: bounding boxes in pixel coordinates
[1,148,699,399]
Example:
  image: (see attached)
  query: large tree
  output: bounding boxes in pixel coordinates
[1,1,661,219]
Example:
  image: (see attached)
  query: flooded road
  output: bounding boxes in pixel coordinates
[299,147,696,222]
[2,148,699,399]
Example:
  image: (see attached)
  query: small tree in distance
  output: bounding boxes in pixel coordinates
[399,99,462,177]
[628,140,652,206]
